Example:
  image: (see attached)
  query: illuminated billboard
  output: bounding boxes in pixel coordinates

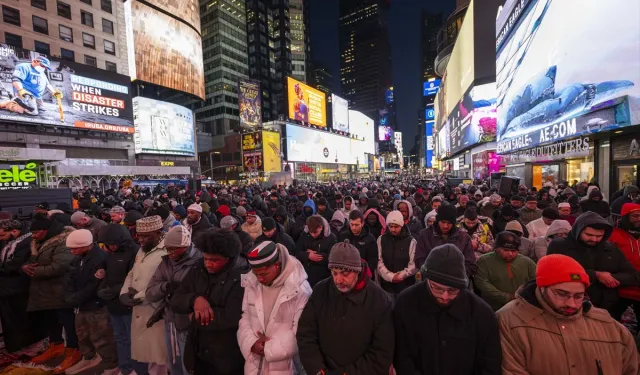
[287,77,326,127]
[238,79,261,128]
[144,0,200,33]
[0,44,133,133]
[448,83,497,154]
[425,121,434,168]
[331,94,349,132]
[348,110,375,155]
[286,124,356,164]
[262,131,282,173]
[125,0,205,99]
[496,0,640,153]
[378,126,393,141]
[133,97,195,156]
[423,79,441,96]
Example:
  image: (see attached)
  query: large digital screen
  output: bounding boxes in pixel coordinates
[125,0,205,99]
[348,110,375,155]
[331,94,349,132]
[496,0,640,153]
[425,106,435,121]
[286,124,356,164]
[133,97,195,156]
[423,79,441,96]
[385,87,394,104]
[378,126,393,141]
[0,44,133,133]
[425,121,434,167]
[238,79,261,129]
[449,83,497,154]
[287,77,326,127]
[262,131,282,173]
[144,0,200,33]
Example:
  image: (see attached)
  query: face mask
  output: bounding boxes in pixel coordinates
[35,66,46,73]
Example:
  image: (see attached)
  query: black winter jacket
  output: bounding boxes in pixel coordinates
[295,218,337,286]
[547,212,640,312]
[171,256,250,375]
[232,224,254,255]
[66,245,108,311]
[393,282,502,375]
[255,223,296,255]
[338,226,378,276]
[377,226,416,295]
[0,231,32,296]
[189,215,213,240]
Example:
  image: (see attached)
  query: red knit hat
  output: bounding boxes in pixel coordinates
[536,254,590,287]
[621,203,640,217]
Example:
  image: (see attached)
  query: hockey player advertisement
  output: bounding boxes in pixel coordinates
[0,44,133,133]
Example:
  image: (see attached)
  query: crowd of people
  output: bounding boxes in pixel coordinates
[0,177,639,375]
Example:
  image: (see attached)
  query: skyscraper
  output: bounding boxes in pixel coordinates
[421,11,443,83]
[339,0,392,121]
[309,62,334,96]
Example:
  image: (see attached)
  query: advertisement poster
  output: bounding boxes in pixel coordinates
[286,124,356,164]
[287,77,326,127]
[423,79,441,97]
[0,44,133,133]
[238,79,261,128]
[425,121,434,168]
[125,0,205,99]
[144,0,200,33]
[378,126,393,141]
[348,110,375,155]
[496,0,640,153]
[133,97,195,156]
[262,131,282,173]
[242,132,262,152]
[243,152,263,172]
[385,87,394,104]
[448,83,497,154]
[331,94,349,132]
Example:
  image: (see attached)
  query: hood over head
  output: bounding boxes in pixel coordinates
[569,211,613,242]
[331,210,346,224]
[545,219,572,238]
[393,199,413,219]
[274,205,289,219]
[363,208,386,235]
[302,199,316,218]
[624,185,639,196]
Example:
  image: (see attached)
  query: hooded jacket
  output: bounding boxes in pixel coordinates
[376,224,417,295]
[363,208,386,239]
[393,200,424,240]
[474,252,536,311]
[330,210,347,237]
[255,222,296,256]
[611,185,640,215]
[242,216,263,241]
[295,216,337,286]
[547,212,640,312]
[415,224,477,279]
[338,224,378,275]
[66,244,108,312]
[609,203,640,301]
[292,199,316,241]
[340,196,356,217]
[357,193,369,212]
[274,205,295,236]
[0,229,32,297]
[579,189,611,218]
[238,245,312,375]
[316,199,335,223]
[497,280,638,375]
[533,219,571,262]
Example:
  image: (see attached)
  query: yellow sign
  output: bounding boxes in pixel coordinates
[160,161,175,166]
[242,132,261,151]
[287,77,327,127]
[262,131,282,173]
[0,162,37,184]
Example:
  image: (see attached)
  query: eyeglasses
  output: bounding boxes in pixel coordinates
[549,288,585,302]
[428,280,460,296]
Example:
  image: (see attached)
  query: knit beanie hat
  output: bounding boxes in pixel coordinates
[494,231,521,250]
[217,205,231,217]
[328,240,362,273]
[435,204,457,224]
[505,220,523,234]
[386,210,404,227]
[155,206,170,220]
[187,204,202,213]
[173,205,187,218]
[30,216,54,231]
[220,216,238,229]
[262,217,277,232]
[110,206,125,214]
[542,207,559,220]
[424,244,468,289]
[536,254,590,287]
[247,241,280,268]
[463,208,477,220]
[500,204,515,217]
[124,210,143,225]
[525,195,537,202]
[165,225,191,248]
[66,229,93,248]
[236,206,247,217]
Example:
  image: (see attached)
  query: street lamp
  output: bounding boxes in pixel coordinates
[209,151,221,179]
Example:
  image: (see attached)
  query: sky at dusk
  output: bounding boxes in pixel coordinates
[309,0,456,152]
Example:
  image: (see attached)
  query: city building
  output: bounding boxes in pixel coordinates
[338,0,392,121]
[420,11,442,83]
[309,62,333,96]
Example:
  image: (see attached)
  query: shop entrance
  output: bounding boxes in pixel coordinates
[532,164,560,190]
[616,165,639,191]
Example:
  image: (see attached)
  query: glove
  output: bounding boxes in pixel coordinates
[120,293,142,307]
[18,89,31,99]
[52,90,63,99]
[166,281,180,295]
[97,287,117,300]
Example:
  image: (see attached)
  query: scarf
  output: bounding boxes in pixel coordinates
[0,233,32,264]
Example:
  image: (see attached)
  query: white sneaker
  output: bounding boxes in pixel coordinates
[101,367,122,375]
[65,355,102,375]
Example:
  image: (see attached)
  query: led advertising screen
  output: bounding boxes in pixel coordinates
[378,126,393,142]
[331,94,349,132]
[348,110,375,155]
[238,79,262,128]
[125,0,205,99]
[262,131,282,173]
[425,106,435,121]
[385,87,394,104]
[286,124,356,164]
[496,0,640,153]
[423,79,441,97]
[287,77,327,127]
[0,44,133,133]
[144,0,200,33]
[133,97,195,156]
[449,83,497,154]
[425,121,434,168]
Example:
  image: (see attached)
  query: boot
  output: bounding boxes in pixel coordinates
[30,342,65,364]
[65,354,102,375]
[53,348,82,374]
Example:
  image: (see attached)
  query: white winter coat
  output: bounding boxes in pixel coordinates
[237,248,312,375]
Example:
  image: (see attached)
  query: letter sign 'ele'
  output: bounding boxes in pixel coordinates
[0,162,37,184]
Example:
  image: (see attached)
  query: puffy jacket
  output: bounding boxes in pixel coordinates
[292,199,316,241]
[337,225,378,275]
[233,223,254,254]
[274,205,295,236]
[547,212,640,312]
[242,216,263,241]
[415,226,477,279]
[609,203,640,301]
[255,223,296,256]
[238,247,312,375]
[376,225,417,295]
[295,216,337,286]
[474,252,536,311]
[497,280,638,375]
[66,245,108,311]
[0,231,32,297]
[458,220,494,259]
[27,224,75,311]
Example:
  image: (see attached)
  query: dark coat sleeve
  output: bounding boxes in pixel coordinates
[170,266,198,314]
[280,233,297,256]
[457,232,478,278]
[474,301,503,375]
[195,278,244,332]
[393,297,421,375]
[65,254,104,306]
[296,234,311,265]
[296,292,328,374]
[0,240,31,277]
[415,229,429,270]
[365,236,379,274]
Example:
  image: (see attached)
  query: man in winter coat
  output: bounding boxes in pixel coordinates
[120,215,169,375]
[221,216,253,254]
[357,193,369,212]
[340,196,356,217]
[70,211,106,241]
[558,202,576,225]
[457,208,494,259]
[170,228,250,375]
[377,211,417,296]
[183,204,212,239]
[292,199,316,241]
[415,204,477,280]
[295,215,337,286]
[394,244,502,375]
[242,210,263,241]
[608,203,640,321]
[330,210,347,237]
[256,217,296,255]
[547,211,640,316]
[297,241,394,375]
[273,205,295,236]
[497,254,638,375]
[338,210,378,274]
[611,184,640,215]
[363,206,386,239]
[64,229,118,375]
[505,221,536,261]
[480,193,502,218]
[238,241,312,375]
[579,188,611,218]
[146,225,202,375]
[517,196,542,226]
[526,207,558,239]
[97,224,148,375]
[394,200,423,239]
[0,220,43,353]
[532,219,571,261]
[25,216,81,373]
[316,198,335,223]
[474,232,536,311]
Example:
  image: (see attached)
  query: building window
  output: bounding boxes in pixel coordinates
[82,32,95,48]
[81,11,93,27]
[105,61,116,72]
[84,55,97,67]
[2,6,21,26]
[59,25,73,42]
[34,41,50,55]
[102,18,113,34]
[61,48,75,61]
[57,2,72,19]
[31,0,47,10]
[100,0,112,13]
[104,40,115,55]
[80,0,92,4]
[5,32,22,48]
[32,16,48,34]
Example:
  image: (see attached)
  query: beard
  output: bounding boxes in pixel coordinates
[542,289,580,316]
[142,242,157,252]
